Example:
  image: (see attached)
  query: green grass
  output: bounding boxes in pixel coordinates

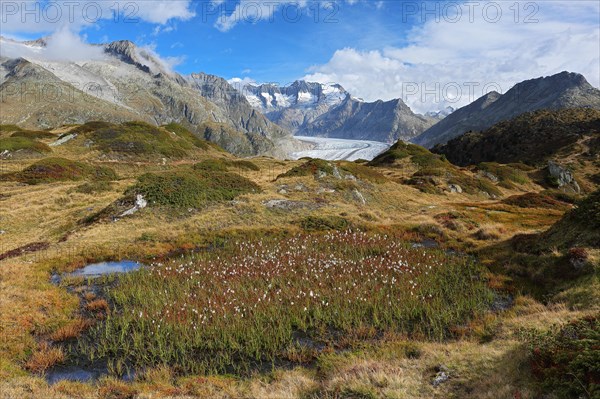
[541,189,600,248]
[77,231,493,376]
[278,159,336,179]
[1,157,117,185]
[502,193,571,210]
[0,124,23,133]
[10,130,56,140]
[299,216,352,231]
[162,123,213,151]
[368,141,446,169]
[476,162,530,188]
[88,121,195,158]
[0,137,51,154]
[125,168,260,208]
[71,181,114,194]
[193,158,260,172]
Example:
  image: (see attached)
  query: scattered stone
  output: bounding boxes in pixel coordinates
[432,365,450,387]
[119,194,147,217]
[548,161,580,193]
[316,170,327,180]
[264,199,320,211]
[491,294,514,312]
[294,184,307,192]
[448,184,463,193]
[0,150,11,159]
[50,133,77,146]
[480,171,499,183]
[0,230,6,235]
[332,165,342,179]
[352,189,367,204]
[316,188,336,194]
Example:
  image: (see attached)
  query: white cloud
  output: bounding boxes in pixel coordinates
[0,25,106,62]
[0,1,195,34]
[213,0,363,32]
[304,1,600,113]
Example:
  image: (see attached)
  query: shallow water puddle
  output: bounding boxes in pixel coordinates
[45,365,136,385]
[52,260,142,284]
[70,260,142,278]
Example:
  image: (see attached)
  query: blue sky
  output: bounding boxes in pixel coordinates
[1,1,599,112]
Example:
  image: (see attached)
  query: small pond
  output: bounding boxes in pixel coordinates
[52,260,142,284]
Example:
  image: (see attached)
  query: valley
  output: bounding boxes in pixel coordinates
[290,136,390,161]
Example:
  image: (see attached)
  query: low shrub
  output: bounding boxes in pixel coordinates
[2,158,117,185]
[278,159,335,179]
[0,136,51,154]
[503,193,571,210]
[11,130,56,139]
[125,169,260,208]
[299,216,352,231]
[524,315,599,399]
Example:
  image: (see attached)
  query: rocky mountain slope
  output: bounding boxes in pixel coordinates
[0,38,298,157]
[432,108,600,166]
[241,81,436,143]
[413,72,600,148]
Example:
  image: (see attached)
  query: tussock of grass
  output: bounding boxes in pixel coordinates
[79,231,493,375]
[503,193,571,210]
[194,158,260,172]
[0,124,23,133]
[299,216,352,231]
[10,130,56,140]
[0,136,51,154]
[72,181,114,194]
[125,168,260,209]
[2,157,117,185]
[278,159,336,179]
[476,162,530,188]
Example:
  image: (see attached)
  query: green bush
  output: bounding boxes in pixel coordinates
[126,169,260,208]
[10,130,56,140]
[3,158,117,185]
[162,123,212,151]
[0,137,51,154]
[299,216,352,231]
[194,159,260,173]
[0,124,23,133]
[278,159,335,179]
[524,315,599,399]
[73,181,114,194]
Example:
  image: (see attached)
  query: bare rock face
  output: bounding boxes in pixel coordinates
[0,37,299,157]
[414,72,600,148]
[548,161,581,193]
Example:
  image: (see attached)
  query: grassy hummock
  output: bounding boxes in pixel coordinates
[125,168,260,209]
[2,157,117,185]
[79,231,493,375]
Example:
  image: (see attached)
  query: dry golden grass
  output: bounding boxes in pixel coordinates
[0,137,596,398]
[25,342,65,373]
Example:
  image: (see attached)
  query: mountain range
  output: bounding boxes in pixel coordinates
[2,35,600,158]
[413,72,600,148]
[240,81,437,143]
[0,37,297,157]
